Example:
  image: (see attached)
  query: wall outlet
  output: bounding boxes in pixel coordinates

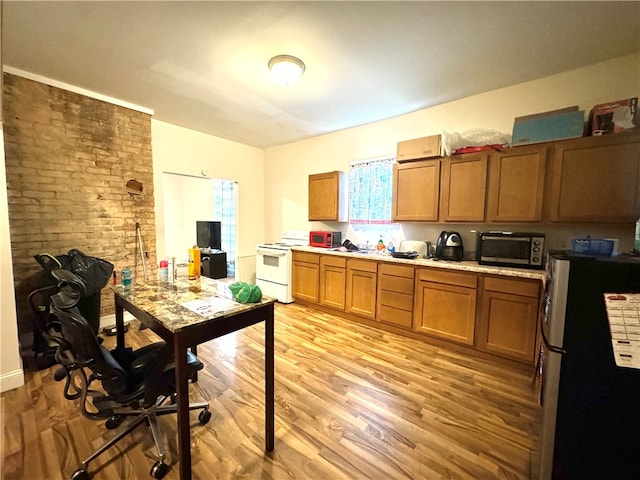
[559,239,568,249]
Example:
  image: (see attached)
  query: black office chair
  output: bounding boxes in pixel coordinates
[49,270,210,480]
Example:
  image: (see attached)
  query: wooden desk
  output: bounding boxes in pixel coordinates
[113,277,275,480]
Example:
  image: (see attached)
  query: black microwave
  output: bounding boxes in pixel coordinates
[476,232,545,269]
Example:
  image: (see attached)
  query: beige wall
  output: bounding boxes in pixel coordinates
[1,1,25,393]
[151,120,264,283]
[1,123,24,392]
[162,173,217,260]
[263,53,640,251]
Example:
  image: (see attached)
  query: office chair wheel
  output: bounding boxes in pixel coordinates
[53,366,67,382]
[150,461,169,479]
[105,415,124,430]
[199,409,211,425]
[71,468,89,480]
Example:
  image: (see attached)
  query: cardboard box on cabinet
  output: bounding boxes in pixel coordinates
[589,98,638,136]
[512,106,585,146]
[396,135,442,162]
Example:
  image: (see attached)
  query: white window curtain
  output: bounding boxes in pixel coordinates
[213,179,235,276]
[349,157,394,224]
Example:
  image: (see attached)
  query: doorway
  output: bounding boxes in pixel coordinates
[162,173,237,280]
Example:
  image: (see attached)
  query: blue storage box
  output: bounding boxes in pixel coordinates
[572,238,614,256]
[512,107,585,146]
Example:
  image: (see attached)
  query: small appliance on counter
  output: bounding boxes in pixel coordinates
[434,231,464,261]
[476,231,544,269]
[341,239,360,251]
[398,240,430,258]
[309,231,342,248]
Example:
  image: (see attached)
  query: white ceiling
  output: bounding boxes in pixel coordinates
[3,1,639,148]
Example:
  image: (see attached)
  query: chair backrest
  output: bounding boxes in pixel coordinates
[51,304,132,397]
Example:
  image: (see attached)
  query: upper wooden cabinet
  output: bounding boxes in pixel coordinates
[392,153,488,223]
[549,133,640,222]
[487,145,548,222]
[440,153,489,222]
[392,159,441,221]
[308,171,347,222]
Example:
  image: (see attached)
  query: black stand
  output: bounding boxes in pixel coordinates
[200,250,227,279]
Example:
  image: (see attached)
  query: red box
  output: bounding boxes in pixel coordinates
[589,98,638,135]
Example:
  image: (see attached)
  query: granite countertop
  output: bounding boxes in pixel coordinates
[112,276,275,333]
[292,245,546,282]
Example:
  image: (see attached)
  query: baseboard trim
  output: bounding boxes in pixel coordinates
[99,311,136,330]
[0,368,25,393]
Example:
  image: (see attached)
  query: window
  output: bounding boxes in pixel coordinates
[348,157,399,248]
[213,179,236,277]
[349,157,394,224]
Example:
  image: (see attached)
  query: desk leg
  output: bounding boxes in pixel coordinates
[174,334,192,480]
[115,295,125,349]
[265,304,275,452]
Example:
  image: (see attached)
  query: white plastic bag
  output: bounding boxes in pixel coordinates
[442,129,512,156]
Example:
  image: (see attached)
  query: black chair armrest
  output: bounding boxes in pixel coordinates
[129,342,170,375]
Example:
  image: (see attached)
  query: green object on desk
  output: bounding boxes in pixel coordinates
[229,281,262,303]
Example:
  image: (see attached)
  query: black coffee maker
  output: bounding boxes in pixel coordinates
[435,231,464,261]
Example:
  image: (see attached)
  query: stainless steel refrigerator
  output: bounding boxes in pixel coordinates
[538,251,640,479]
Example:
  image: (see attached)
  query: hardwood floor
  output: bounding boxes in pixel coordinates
[1,303,541,479]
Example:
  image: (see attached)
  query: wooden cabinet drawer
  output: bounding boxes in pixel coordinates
[378,305,413,328]
[378,263,414,278]
[418,268,477,289]
[379,274,413,295]
[484,276,540,298]
[320,255,346,268]
[293,251,320,264]
[378,289,413,311]
[347,258,378,273]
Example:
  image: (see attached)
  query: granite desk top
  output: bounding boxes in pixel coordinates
[112,276,276,333]
[292,246,546,282]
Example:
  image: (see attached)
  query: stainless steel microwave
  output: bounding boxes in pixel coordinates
[476,231,545,269]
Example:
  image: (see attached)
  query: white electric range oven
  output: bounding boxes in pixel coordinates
[256,231,308,303]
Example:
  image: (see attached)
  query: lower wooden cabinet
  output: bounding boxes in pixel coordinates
[292,250,543,366]
[477,276,541,362]
[292,251,319,303]
[376,263,414,329]
[413,268,477,346]
[319,255,346,310]
[345,258,378,319]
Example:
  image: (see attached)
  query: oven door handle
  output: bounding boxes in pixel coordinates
[257,248,288,257]
[541,325,566,355]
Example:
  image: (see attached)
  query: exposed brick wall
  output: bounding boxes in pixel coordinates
[3,73,156,337]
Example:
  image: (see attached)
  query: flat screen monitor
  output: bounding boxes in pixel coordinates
[196,221,221,250]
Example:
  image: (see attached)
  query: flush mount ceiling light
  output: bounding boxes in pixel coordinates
[268,55,305,86]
